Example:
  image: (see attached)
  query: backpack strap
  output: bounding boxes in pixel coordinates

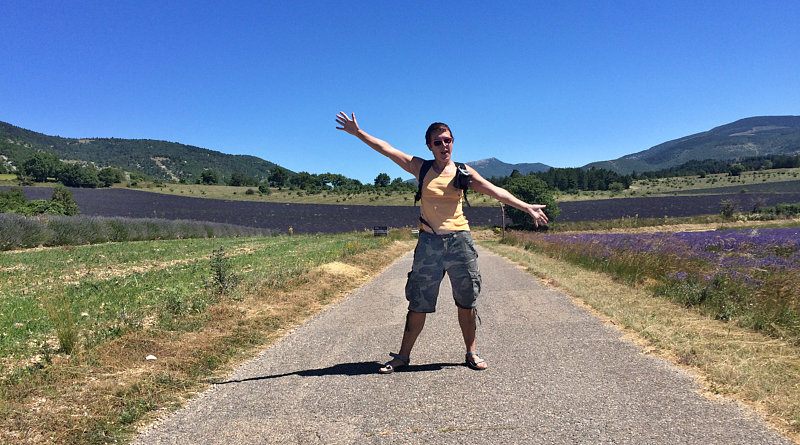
[454,162,471,207]
[414,159,434,206]
[415,160,436,234]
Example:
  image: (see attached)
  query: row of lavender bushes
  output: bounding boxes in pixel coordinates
[504,225,800,344]
[0,214,277,251]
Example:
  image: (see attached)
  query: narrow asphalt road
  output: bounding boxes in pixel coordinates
[134,247,791,444]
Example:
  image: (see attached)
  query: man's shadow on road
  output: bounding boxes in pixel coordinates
[214,361,464,385]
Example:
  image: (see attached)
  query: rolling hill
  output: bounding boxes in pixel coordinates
[3,115,799,184]
[466,157,552,178]
[0,121,290,182]
[584,116,800,174]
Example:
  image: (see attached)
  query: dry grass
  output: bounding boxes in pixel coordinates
[482,241,800,444]
[1,240,415,444]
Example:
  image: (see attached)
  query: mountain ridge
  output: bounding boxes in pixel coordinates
[465,157,552,178]
[3,115,799,183]
[584,115,800,174]
[0,121,287,182]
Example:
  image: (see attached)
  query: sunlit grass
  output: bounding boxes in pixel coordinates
[0,229,415,444]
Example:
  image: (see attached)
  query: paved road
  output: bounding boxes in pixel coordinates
[134,247,791,444]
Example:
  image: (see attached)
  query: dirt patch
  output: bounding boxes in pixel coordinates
[317,261,364,278]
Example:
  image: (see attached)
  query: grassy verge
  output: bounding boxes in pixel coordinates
[0,230,415,444]
[480,239,800,443]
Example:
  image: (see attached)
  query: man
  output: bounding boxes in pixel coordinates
[335,111,548,373]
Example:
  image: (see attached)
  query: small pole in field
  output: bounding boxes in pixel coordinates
[500,203,505,240]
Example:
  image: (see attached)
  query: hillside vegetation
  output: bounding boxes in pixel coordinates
[0,121,285,183]
[586,116,800,174]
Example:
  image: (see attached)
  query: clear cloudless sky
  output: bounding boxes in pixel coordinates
[2,1,798,183]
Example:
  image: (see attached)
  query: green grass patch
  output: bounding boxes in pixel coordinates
[0,228,415,444]
[0,232,408,361]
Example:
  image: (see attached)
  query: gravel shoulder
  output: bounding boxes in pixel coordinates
[133,247,791,444]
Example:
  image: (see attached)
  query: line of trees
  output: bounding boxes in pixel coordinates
[634,154,800,180]
[194,166,415,195]
[489,167,633,193]
[17,152,126,188]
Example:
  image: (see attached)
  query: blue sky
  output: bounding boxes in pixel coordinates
[2,1,798,183]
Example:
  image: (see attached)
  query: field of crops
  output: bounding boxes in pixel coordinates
[508,226,800,343]
[8,186,800,233]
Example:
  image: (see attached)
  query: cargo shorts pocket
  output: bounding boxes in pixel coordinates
[405,271,435,313]
[453,267,482,309]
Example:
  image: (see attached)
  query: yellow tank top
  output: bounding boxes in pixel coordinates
[419,166,470,233]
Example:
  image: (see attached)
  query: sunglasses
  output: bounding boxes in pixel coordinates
[432,137,453,146]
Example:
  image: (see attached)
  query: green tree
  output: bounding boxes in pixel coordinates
[268,166,289,187]
[98,167,125,187]
[200,169,220,185]
[228,172,247,187]
[22,152,61,182]
[289,171,320,190]
[608,182,624,193]
[374,173,391,187]
[50,184,79,215]
[729,163,745,176]
[58,164,101,188]
[504,174,559,230]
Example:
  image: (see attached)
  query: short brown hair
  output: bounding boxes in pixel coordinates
[425,122,453,144]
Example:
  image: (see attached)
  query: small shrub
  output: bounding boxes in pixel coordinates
[209,248,237,295]
[720,199,737,218]
[42,290,79,355]
[50,184,79,215]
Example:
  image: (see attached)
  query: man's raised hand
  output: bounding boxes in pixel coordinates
[335,112,360,136]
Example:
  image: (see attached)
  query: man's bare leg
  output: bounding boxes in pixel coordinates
[386,311,426,368]
[458,307,487,369]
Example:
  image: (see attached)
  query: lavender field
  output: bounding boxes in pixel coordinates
[8,186,800,233]
[510,227,800,343]
[7,187,506,233]
[556,192,800,221]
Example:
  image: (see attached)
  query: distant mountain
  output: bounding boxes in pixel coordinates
[0,121,290,181]
[466,157,552,178]
[584,116,800,174]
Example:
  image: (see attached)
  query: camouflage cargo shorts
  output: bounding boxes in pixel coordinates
[405,231,482,313]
